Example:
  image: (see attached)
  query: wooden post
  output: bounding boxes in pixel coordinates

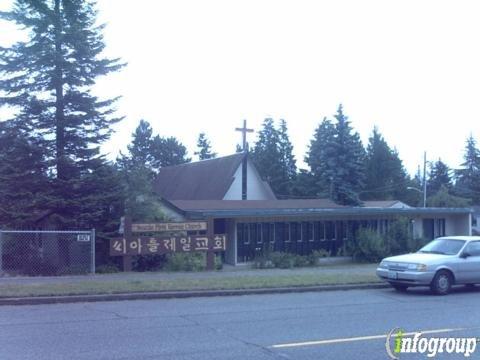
[123,216,133,272]
[206,218,215,270]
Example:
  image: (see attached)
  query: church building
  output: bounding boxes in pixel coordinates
[153,152,473,266]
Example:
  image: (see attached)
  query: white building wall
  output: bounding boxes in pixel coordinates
[222,159,275,200]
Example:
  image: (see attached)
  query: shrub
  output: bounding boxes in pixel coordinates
[163,253,222,271]
[353,228,389,262]
[306,249,331,266]
[270,252,296,269]
[57,265,90,276]
[164,253,206,272]
[96,264,120,274]
[294,254,310,267]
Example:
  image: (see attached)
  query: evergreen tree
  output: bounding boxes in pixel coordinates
[251,118,296,197]
[455,135,480,204]
[151,136,191,168]
[428,185,470,208]
[277,119,297,193]
[194,133,216,160]
[0,120,49,227]
[251,118,283,195]
[306,105,366,205]
[305,117,336,197]
[332,105,366,205]
[362,127,409,201]
[0,0,124,227]
[428,159,452,195]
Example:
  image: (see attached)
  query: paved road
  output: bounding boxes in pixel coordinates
[1,286,480,360]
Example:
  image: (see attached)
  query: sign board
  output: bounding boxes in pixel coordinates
[77,234,91,242]
[131,221,207,233]
[110,234,226,256]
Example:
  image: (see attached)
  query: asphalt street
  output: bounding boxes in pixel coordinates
[1,286,480,360]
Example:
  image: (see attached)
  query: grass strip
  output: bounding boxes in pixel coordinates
[0,273,381,298]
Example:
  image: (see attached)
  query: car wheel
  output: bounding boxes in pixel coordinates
[430,270,452,295]
[390,283,408,292]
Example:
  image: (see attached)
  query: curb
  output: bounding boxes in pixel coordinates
[0,283,389,306]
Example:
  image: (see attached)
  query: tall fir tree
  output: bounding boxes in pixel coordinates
[331,105,366,205]
[428,159,452,195]
[306,105,365,205]
[151,136,191,168]
[362,127,409,201]
[0,120,50,227]
[194,132,217,160]
[251,118,297,197]
[455,135,480,204]
[277,119,297,194]
[305,117,336,197]
[0,0,124,227]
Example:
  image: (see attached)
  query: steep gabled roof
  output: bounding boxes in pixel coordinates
[153,153,245,200]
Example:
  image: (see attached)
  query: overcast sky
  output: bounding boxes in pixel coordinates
[1,0,480,175]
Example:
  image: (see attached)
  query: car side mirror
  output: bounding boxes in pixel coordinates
[460,252,471,259]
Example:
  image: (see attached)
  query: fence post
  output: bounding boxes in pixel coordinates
[0,231,3,275]
[90,228,96,274]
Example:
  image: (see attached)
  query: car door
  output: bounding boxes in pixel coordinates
[457,241,480,284]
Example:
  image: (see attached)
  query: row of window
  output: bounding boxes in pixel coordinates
[237,221,367,245]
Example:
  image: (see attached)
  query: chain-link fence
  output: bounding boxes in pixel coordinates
[0,230,95,276]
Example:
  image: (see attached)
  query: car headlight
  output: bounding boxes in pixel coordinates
[407,263,427,272]
[379,261,389,269]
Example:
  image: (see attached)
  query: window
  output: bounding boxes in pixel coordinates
[465,241,480,257]
[316,222,325,241]
[423,219,435,240]
[284,223,291,242]
[256,223,263,243]
[325,221,335,240]
[307,222,314,242]
[262,223,275,244]
[293,222,302,242]
[435,219,446,237]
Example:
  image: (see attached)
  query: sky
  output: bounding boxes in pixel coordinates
[1,0,480,175]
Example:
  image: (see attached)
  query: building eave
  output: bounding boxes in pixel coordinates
[183,207,473,219]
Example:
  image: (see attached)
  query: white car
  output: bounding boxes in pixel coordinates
[376,236,480,295]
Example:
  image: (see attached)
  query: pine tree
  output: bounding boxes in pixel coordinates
[151,136,191,168]
[306,105,366,204]
[251,118,295,197]
[428,159,452,195]
[455,135,480,204]
[362,127,409,201]
[305,117,336,197]
[332,105,366,205]
[0,120,50,227]
[0,0,124,227]
[194,133,216,160]
[277,119,297,193]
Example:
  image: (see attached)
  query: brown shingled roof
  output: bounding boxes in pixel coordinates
[153,154,245,200]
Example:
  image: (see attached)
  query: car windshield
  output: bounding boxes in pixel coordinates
[418,239,466,255]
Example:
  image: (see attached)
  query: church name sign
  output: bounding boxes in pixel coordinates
[110,219,226,265]
[110,234,226,256]
[131,221,207,233]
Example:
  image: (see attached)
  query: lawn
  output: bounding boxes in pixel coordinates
[0,270,381,298]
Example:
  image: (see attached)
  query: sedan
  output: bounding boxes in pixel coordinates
[376,236,480,295]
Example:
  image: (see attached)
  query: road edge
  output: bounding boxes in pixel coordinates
[0,283,389,306]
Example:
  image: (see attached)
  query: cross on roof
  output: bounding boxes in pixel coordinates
[235,119,254,152]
